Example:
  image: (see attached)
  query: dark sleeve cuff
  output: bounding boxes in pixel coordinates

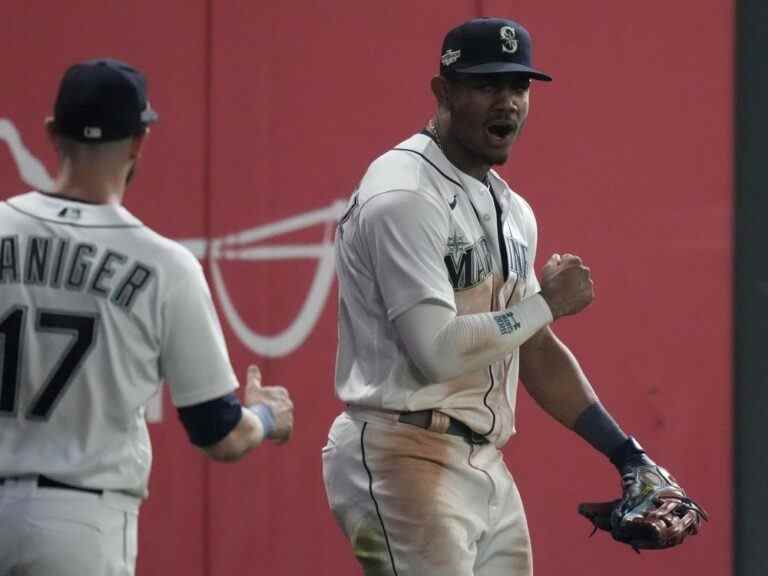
[177,392,243,447]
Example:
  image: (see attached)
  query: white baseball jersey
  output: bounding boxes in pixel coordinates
[335,133,540,447]
[0,192,238,497]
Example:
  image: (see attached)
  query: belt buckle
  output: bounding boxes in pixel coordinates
[428,411,451,434]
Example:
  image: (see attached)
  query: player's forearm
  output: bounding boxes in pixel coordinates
[395,294,553,382]
[519,329,640,466]
[202,409,265,462]
[519,327,598,428]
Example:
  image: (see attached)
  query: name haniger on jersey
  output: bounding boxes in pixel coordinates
[0,235,154,313]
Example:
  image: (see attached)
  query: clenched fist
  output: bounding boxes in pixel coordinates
[539,253,594,320]
[245,365,294,443]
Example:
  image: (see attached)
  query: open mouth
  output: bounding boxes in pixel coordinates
[486,123,515,141]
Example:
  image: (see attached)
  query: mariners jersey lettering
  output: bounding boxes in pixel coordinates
[445,233,493,290]
[335,133,540,447]
[0,192,238,497]
[0,235,153,312]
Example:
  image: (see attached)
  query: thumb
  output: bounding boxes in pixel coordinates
[246,365,262,388]
[547,253,562,266]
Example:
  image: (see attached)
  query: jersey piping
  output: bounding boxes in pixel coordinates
[361,423,400,575]
[489,184,510,282]
[482,366,497,437]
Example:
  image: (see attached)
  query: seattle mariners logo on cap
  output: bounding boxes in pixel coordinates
[500,26,518,54]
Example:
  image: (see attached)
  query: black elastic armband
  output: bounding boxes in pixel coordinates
[177,392,243,447]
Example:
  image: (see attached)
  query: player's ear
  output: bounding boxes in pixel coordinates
[44,117,67,160]
[129,130,148,159]
[44,117,58,146]
[431,75,450,108]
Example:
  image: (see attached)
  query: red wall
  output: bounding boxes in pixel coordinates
[0,2,731,575]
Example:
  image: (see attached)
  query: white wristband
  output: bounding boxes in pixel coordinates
[247,409,266,445]
[247,403,276,439]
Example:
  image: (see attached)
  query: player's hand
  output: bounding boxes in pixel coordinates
[578,442,708,550]
[244,365,294,444]
[539,253,594,320]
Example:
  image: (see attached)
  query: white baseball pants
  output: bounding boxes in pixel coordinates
[322,409,533,576]
[0,478,140,576]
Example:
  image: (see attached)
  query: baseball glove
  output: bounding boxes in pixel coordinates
[578,461,708,552]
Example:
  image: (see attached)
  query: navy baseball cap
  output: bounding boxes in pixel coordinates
[52,58,159,142]
[440,18,552,81]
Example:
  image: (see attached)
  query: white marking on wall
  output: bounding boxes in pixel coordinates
[0,119,55,192]
[179,199,348,358]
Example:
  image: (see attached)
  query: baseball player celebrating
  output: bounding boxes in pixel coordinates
[0,59,294,575]
[323,18,705,576]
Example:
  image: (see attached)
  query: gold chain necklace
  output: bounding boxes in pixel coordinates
[426,116,445,155]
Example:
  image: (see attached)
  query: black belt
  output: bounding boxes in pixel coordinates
[0,475,103,496]
[398,410,490,445]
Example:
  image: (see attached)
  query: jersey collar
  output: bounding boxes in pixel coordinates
[398,132,515,219]
[5,191,144,228]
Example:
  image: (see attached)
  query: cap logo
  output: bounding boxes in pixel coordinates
[500,26,518,54]
[83,126,102,139]
[441,49,461,67]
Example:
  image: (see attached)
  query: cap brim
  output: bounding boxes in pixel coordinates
[453,62,552,81]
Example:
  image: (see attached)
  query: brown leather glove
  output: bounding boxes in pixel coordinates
[578,460,708,552]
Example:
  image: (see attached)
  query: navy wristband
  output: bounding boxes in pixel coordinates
[177,393,242,447]
[573,402,628,461]
[609,436,651,471]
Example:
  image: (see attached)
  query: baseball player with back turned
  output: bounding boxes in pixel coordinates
[0,59,294,575]
[323,17,704,576]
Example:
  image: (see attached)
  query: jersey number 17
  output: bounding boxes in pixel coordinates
[0,306,98,420]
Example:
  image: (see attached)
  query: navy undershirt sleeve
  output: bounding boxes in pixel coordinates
[177,392,243,447]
